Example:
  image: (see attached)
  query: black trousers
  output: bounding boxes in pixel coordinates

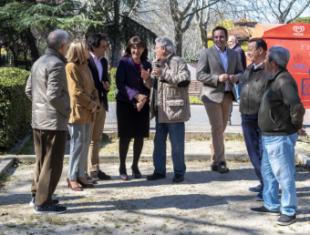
[31,129,67,206]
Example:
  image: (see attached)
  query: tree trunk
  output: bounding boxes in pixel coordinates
[199,22,208,48]
[174,28,183,56]
[111,0,122,67]
[23,28,39,62]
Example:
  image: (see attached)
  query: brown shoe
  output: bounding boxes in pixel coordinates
[77,177,95,188]
[67,179,83,191]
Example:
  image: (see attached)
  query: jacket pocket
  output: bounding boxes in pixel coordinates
[165,99,185,121]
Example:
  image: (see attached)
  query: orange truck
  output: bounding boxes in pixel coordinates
[262,23,310,108]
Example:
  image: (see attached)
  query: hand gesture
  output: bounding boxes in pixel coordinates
[141,68,151,81]
[152,67,162,78]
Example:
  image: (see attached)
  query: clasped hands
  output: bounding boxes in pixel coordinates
[219,74,237,83]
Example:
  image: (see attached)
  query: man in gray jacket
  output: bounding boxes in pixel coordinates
[25,29,70,214]
[196,26,243,173]
[146,37,191,183]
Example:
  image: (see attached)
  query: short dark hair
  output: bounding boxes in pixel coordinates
[249,38,267,51]
[125,36,148,61]
[212,26,228,39]
[87,33,108,51]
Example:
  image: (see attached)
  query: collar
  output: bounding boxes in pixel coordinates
[253,62,264,70]
[215,45,227,53]
[45,48,66,62]
[90,52,102,61]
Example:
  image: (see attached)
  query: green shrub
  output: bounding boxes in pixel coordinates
[108,67,117,102]
[0,67,31,150]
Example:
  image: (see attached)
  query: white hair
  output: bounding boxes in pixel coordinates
[155,36,175,55]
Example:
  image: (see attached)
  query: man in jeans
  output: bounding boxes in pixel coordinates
[251,46,305,226]
[146,37,191,183]
[236,38,269,201]
[25,29,71,214]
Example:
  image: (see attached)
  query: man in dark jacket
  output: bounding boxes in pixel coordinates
[251,46,305,226]
[237,38,269,201]
[86,33,111,181]
[25,29,70,214]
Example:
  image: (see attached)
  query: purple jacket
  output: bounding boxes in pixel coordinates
[116,56,152,104]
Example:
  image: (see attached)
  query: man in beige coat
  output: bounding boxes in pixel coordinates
[196,26,243,173]
[146,37,191,183]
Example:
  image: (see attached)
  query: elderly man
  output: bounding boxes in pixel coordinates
[86,33,111,181]
[196,26,243,173]
[237,38,269,201]
[25,29,70,214]
[146,37,191,183]
[251,46,305,226]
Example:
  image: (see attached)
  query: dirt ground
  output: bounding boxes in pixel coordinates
[0,160,309,235]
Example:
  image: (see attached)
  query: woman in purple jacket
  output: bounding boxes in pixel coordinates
[116,36,152,180]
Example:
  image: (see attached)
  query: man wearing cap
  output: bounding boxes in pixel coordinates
[251,46,305,226]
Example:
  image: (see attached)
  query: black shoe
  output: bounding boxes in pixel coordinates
[29,195,59,207]
[172,174,184,183]
[250,206,279,215]
[147,173,166,181]
[249,184,262,193]
[97,170,112,180]
[211,162,229,174]
[277,214,296,226]
[132,166,142,179]
[34,204,66,214]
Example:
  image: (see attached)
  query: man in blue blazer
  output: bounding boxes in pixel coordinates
[87,33,111,180]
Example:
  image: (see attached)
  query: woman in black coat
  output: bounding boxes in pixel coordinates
[116,36,152,180]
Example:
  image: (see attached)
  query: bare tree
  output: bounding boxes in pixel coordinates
[240,0,310,23]
[169,0,223,56]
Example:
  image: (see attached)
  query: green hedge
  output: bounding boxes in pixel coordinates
[108,67,117,102]
[0,67,31,150]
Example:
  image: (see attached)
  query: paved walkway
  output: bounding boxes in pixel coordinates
[0,161,309,234]
[105,102,310,134]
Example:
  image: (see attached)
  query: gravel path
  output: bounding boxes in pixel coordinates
[0,160,309,235]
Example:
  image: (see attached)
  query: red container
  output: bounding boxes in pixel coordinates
[263,23,310,108]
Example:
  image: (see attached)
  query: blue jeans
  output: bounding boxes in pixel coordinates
[152,120,186,176]
[261,133,298,216]
[241,114,263,188]
[68,123,91,180]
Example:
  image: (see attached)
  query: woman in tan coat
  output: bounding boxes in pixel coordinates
[66,40,100,191]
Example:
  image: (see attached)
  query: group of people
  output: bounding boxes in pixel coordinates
[25,25,305,226]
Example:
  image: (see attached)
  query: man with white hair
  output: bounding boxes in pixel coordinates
[251,46,305,226]
[146,36,191,183]
[25,29,71,214]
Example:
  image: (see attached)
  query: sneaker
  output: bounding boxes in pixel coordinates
[277,214,296,226]
[33,204,66,214]
[249,184,262,193]
[172,174,184,183]
[147,173,166,181]
[97,170,112,180]
[250,206,279,216]
[29,196,59,207]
